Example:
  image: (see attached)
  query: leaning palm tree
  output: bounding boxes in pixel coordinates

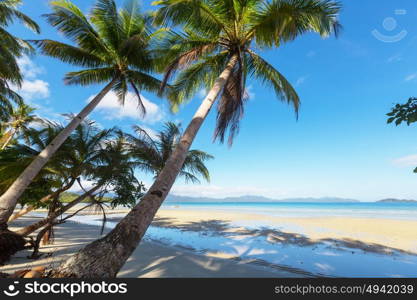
[16,135,145,237]
[127,122,213,182]
[53,0,341,278]
[0,0,164,229]
[1,103,39,150]
[0,0,40,119]
[0,124,68,204]
[1,135,145,265]
[8,118,114,223]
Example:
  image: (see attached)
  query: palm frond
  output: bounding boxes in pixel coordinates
[45,0,108,54]
[90,0,122,52]
[31,39,105,68]
[251,0,341,46]
[0,0,40,33]
[64,67,116,86]
[214,55,248,145]
[246,49,299,113]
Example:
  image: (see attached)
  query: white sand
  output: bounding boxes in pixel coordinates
[1,216,303,278]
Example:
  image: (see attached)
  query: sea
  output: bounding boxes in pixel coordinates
[161,201,417,221]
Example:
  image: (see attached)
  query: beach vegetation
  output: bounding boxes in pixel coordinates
[51,0,341,278]
[0,0,40,122]
[0,0,166,229]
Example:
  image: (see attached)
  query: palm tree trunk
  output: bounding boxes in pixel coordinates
[16,185,100,237]
[52,55,239,278]
[41,195,59,245]
[0,78,117,230]
[1,129,16,150]
[8,178,77,223]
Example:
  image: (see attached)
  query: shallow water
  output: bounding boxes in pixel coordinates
[67,213,417,278]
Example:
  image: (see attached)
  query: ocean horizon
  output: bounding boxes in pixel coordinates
[161,201,417,221]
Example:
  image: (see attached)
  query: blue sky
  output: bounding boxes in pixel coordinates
[8,0,417,201]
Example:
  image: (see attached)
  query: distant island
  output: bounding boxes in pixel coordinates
[166,195,360,203]
[64,192,417,204]
[377,198,417,203]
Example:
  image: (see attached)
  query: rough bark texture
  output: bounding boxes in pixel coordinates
[52,56,238,278]
[0,79,116,229]
[8,178,76,223]
[16,186,99,237]
[0,230,28,265]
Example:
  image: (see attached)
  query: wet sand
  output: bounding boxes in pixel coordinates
[149,209,417,254]
[1,216,305,278]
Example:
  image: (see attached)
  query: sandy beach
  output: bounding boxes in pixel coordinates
[152,209,417,254]
[1,216,304,278]
[2,206,417,278]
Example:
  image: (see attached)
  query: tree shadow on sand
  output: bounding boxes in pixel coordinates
[148,217,417,257]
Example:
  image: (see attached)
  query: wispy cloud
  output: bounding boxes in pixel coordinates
[387,53,402,63]
[139,125,159,140]
[17,55,45,79]
[11,55,50,101]
[392,154,417,167]
[18,80,50,100]
[197,88,207,98]
[246,85,255,99]
[68,178,97,193]
[91,91,164,124]
[171,184,287,199]
[405,73,417,82]
[295,76,308,87]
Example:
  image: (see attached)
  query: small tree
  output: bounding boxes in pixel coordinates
[387,97,417,173]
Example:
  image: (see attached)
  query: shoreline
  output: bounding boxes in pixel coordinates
[1,216,308,278]
[36,204,417,254]
[147,208,417,254]
[3,205,417,277]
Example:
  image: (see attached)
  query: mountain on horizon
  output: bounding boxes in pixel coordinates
[377,198,417,203]
[166,194,360,203]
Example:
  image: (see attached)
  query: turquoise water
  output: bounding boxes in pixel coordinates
[65,201,417,277]
[162,202,417,220]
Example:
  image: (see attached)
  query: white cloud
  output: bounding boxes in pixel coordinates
[140,126,159,140]
[198,88,207,98]
[18,79,50,100]
[387,53,402,63]
[295,76,308,87]
[246,85,255,99]
[69,178,96,193]
[11,55,50,100]
[91,91,164,124]
[17,55,44,79]
[171,184,287,199]
[405,73,417,82]
[392,154,417,167]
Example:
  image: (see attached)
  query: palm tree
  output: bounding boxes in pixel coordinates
[16,135,145,237]
[127,122,213,182]
[7,118,114,223]
[1,104,39,150]
[53,0,341,278]
[0,130,144,264]
[0,0,165,229]
[0,124,68,206]
[0,0,40,120]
